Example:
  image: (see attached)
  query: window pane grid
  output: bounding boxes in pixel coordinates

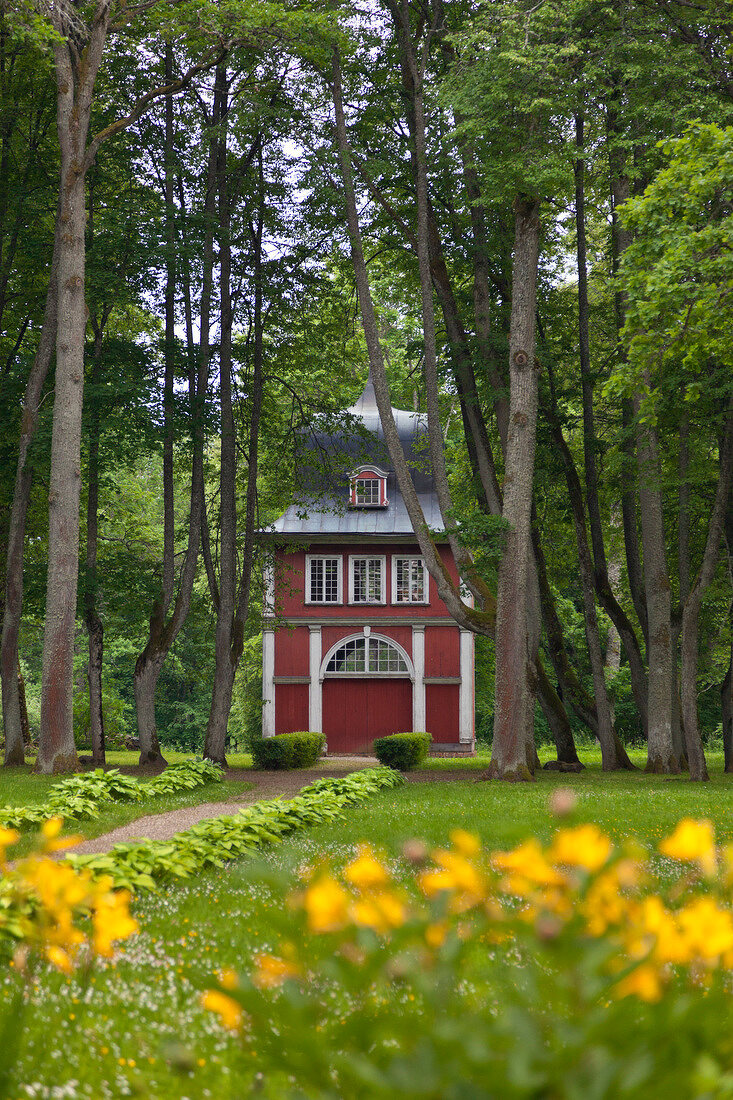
[395,557,426,603]
[309,557,340,603]
[355,478,380,505]
[326,637,408,676]
[352,557,383,603]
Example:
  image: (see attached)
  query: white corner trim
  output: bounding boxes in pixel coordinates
[459,629,474,743]
[262,628,275,738]
[308,626,322,733]
[412,625,426,732]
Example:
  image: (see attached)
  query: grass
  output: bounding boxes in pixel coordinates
[4,759,733,1098]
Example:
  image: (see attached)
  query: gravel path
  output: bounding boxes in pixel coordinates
[69,758,380,857]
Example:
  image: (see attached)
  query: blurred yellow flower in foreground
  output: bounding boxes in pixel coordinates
[344,845,390,891]
[200,989,243,1031]
[303,875,350,932]
[252,953,300,989]
[549,824,613,872]
[659,818,716,876]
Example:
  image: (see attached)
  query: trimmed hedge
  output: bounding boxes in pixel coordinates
[0,760,223,831]
[373,732,431,771]
[66,767,404,892]
[251,732,325,770]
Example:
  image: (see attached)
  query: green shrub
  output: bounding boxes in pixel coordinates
[251,732,325,770]
[373,732,431,771]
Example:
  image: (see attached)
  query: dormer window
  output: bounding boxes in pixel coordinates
[349,466,388,508]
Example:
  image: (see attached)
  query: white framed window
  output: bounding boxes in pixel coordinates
[323,634,411,677]
[306,555,342,604]
[349,465,388,508]
[348,555,386,604]
[392,556,428,604]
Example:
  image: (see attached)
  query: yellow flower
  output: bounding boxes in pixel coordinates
[549,824,613,872]
[219,967,239,990]
[350,891,406,933]
[252,954,300,989]
[303,875,350,933]
[344,845,390,891]
[493,839,566,887]
[0,826,19,848]
[676,897,733,961]
[615,962,663,1002]
[41,817,64,840]
[92,890,138,957]
[659,819,716,876]
[449,829,481,857]
[425,922,448,948]
[45,945,73,974]
[201,990,243,1031]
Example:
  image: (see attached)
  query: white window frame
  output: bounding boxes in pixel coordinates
[305,554,343,605]
[349,465,389,508]
[391,556,429,604]
[348,555,386,604]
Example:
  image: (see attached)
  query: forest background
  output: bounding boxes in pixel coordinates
[0,0,732,777]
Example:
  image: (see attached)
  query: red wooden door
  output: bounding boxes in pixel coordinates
[323,678,412,753]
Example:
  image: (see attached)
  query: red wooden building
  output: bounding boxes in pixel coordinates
[263,373,474,755]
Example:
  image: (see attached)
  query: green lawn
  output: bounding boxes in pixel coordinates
[4,761,733,1099]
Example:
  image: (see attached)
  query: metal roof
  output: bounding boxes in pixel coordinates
[271,371,446,540]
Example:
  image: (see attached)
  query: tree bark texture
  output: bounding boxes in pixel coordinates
[84,329,105,765]
[634,385,677,773]
[331,48,491,637]
[38,14,111,773]
[680,398,733,780]
[488,198,541,782]
[1,205,60,765]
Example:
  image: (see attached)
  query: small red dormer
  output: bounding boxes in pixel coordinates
[349,465,388,508]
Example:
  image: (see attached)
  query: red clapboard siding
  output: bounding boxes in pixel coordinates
[425,684,460,743]
[274,627,310,677]
[275,684,309,734]
[323,679,412,753]
[424,626,459,677]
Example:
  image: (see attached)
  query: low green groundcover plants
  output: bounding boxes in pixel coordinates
[63,768,403,893]
[0,759,223,830]
[373,731,431,771]
[251,732,325,770]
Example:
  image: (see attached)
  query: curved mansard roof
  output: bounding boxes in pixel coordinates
[271,370,445,539]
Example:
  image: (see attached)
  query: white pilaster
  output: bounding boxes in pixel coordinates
[262,628,275,738]
[459,629,474,743]
[308,625,322,733]
[412,625,426,732]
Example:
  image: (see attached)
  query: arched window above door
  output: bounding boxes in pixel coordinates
[321,634,412,679]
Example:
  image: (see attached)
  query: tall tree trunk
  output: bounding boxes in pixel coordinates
[133,47,217,764]
[84,328,105,765]
[331,46,494,636]
[488,197,541,782]
[1,205,59,765]
[204,65,236,765]
[634,386,677,773]
[680,399,733,780]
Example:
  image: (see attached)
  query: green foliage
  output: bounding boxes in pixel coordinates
[251,732,326,770]
[617,122,733,405]
[373,732,431,771]
[66,768,403,892]
[0,760,223,831]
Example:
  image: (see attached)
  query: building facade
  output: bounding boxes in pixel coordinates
[263,373,475,755]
